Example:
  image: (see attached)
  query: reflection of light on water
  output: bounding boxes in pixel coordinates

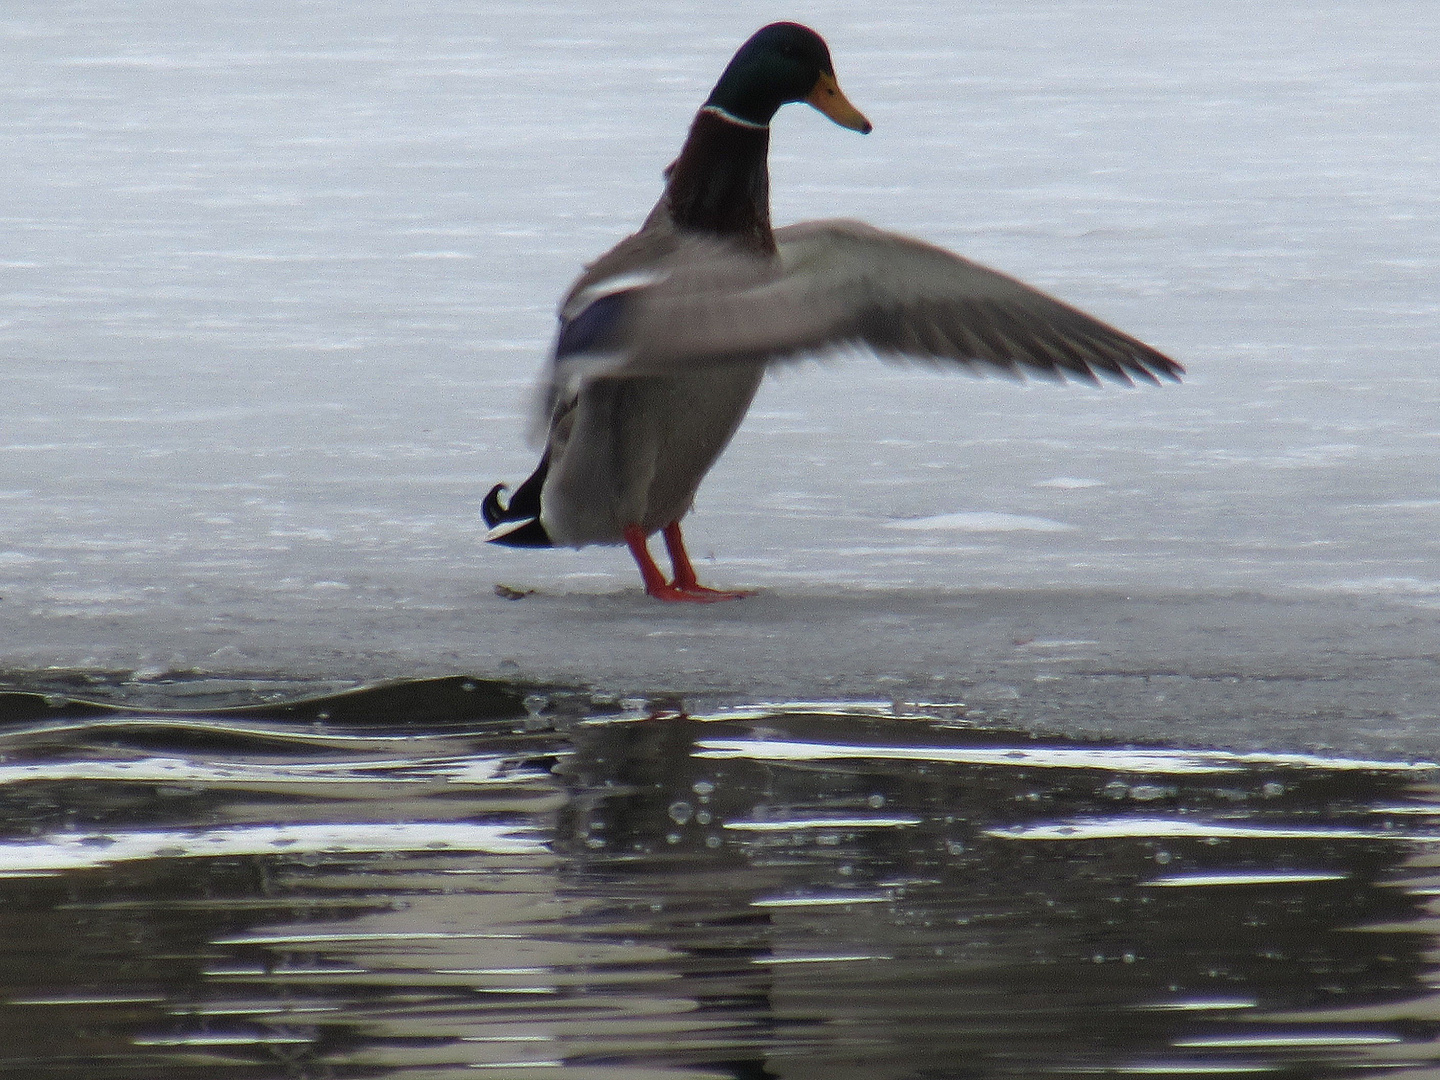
[0,715,451,747]
[0,821,546,877]
[131,1034,316,1047]
[0,754,509,786]
[169,1002,341,1016]
[1174,1033,1406,1048]
[10,994,167,1007]
[1135,999,1258,1012]
[696,736,1437,776]
[686,699,904,720]
[986,819,1431,842]
[213,931,532,947]
[724,816,923,830]
[1145,871,1350,887]
[753,893,893,908]
[459,1060,566,1070]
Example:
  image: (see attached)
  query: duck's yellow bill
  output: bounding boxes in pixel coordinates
[805,72,872,134]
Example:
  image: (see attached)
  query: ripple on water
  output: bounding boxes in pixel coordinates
[0,677,1438,1078]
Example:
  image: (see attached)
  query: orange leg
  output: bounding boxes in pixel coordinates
[623,524,672,596]
[662,521,705,590]
[622,522,751,603]
[662,521,752,599]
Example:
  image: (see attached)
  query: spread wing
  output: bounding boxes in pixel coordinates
[536,218,1180,434]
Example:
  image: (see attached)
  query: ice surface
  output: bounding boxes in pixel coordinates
[3,1,1440,750]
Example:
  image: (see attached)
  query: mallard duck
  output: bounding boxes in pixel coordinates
[483,22,1181,602]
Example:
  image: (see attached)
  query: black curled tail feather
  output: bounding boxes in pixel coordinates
[483,453,553,548]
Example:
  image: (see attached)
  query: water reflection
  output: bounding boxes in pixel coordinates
[1,677,1439,1077]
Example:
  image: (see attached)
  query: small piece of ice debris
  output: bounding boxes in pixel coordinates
[885,512,1074,533]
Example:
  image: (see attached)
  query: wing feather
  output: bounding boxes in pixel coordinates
[536,217,1180,430]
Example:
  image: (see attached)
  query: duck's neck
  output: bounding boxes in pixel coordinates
[659,108,775,254]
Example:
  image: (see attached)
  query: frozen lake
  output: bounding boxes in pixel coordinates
[4,0,1440,752]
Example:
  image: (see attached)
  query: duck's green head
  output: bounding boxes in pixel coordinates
[704,22,871,133]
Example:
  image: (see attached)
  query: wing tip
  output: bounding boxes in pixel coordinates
[1144,351,1186,385]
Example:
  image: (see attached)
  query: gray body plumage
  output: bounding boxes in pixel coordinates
[539,361,764,546]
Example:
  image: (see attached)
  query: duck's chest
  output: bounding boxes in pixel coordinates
[649,363,767,475]
[616,362,768,529]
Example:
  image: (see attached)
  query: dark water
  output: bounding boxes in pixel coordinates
[1,676,1439,1078]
